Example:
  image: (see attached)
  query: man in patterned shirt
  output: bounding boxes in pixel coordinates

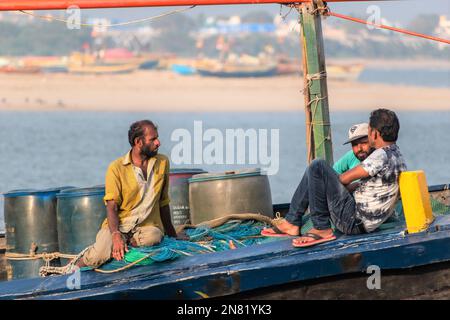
[262,108,407,247]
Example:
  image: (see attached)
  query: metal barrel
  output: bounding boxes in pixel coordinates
[169,169,207,227]
[56,186,106,265]
[3,187,73,280]
[188,168,273,225]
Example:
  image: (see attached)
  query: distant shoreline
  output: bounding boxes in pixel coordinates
[327,58,450,70]
[0,64,449,112]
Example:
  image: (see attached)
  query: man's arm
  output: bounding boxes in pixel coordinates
[339,165,370,186]
[106,200,128,261]
[160,205,177,237]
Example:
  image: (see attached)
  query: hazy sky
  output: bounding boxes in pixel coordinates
[81,0,449,24]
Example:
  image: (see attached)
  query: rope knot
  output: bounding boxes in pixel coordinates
[305,0,330,16]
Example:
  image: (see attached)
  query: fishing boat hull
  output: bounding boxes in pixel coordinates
[68,63,139,75]
[197,67,277,78]
[0,66,40,74]
[0,184,449,300]
[41,66,68,73]
[139,59,159,70]
[171,64,196,76]
[21,56,68,73]
[2,216,450,299]
[327,64,364,81]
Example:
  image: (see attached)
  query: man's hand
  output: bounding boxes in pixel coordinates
[345,182,360,193]
[111,232,129,261]
[160,205,178,238]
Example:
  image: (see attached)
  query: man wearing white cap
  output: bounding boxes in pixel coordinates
[333,123,372,175]
[262,109,406,248]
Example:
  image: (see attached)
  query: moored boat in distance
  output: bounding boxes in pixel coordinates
[0,65,40,74]
[98,49,160,70]
[68,63,139,75]
[139,59,159,70]
[275,57,364,81]
[67,52,140,75]
[196,55,278,78]
[327,63,365,81]
[276,56,302,76]
[21,56,69,73]
[167,58,198,75]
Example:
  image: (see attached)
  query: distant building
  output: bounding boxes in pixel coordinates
[436,15,450,35]
[435,15,450,49]
[199,15,276,37]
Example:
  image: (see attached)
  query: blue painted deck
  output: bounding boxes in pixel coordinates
[1,214,450,300]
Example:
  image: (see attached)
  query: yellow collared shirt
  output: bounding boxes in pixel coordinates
[102,151,170,233]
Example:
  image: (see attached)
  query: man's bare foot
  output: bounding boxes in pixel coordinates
[292,228,334,247]
[265,219,300,236]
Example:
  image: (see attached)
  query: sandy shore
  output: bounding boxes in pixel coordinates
[0,70,449,112]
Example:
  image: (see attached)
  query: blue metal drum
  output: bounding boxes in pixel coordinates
[3,187,72,279]
[56,186,106,265]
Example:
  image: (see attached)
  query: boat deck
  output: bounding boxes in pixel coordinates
[1,213,450,299]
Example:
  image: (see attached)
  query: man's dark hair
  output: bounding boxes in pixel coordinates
[128,120,158,147]
[369,108,400,142]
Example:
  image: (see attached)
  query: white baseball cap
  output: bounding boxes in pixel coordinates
[343,123,369,145]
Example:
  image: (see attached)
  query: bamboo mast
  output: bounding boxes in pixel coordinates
[298,0,333,165]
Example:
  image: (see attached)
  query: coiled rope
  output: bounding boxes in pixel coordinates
[36,213,278,276]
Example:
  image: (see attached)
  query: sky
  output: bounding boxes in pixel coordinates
[78,0,449,24]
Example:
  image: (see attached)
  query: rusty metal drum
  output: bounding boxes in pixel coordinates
[169,169,206,227]
[188,168,273,225]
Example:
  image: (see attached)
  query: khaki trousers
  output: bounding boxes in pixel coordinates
[82,225,163,268]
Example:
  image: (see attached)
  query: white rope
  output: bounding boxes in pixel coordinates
[301,71,327,94]
[39,245,92,277]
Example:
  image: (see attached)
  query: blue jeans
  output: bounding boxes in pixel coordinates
[285,159,365,235]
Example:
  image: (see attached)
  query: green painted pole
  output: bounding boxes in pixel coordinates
[298,2,334,165]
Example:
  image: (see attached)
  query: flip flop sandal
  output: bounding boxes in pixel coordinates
[261,225,295,237]
[292,232,336,248]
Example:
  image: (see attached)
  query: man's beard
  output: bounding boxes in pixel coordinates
[355,152,368,161]
[141,144,158,158]
[356,147,375,161]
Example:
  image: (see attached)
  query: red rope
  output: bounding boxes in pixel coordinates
[327,11,450,45]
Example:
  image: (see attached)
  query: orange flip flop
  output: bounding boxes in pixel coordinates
[292,232,336,248]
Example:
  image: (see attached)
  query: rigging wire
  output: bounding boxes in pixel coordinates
[327,10,450,45]
[18,5,196,28]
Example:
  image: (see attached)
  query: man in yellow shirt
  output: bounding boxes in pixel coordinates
[77,120,178,268]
